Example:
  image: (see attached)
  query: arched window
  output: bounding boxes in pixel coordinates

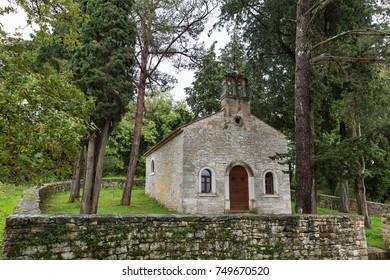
[201,169,212,193]
[265,172,274,194]
[150,160,155,175]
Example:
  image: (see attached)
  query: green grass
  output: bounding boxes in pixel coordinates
[365,217,385,248]
[0,183,27,259]
[101,175,126,180]
[41,187,177,215]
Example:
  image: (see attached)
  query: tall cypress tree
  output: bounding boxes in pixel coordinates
[71,0,136,214]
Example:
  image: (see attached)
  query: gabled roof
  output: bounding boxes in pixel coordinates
[144,106,288,157]
[144,110,223,157]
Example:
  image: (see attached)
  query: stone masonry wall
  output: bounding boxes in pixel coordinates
[383,214,390,250]
[291,191,390,217]
[13,179,144,215]
[145,132,184,212]
[2,214,367,260]
[317,194,390,217]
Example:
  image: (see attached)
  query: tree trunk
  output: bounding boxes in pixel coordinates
[339,176,349,212]
[122,23,149,206]
[80,133,96,214]
[121,78,146,206]
[70,146,84,202]
[353,122,371,228]
[355,162,371,228]
[339,121,349,212]
[91,120,110,214]
[294,0,315,214]
[310,104,317,213]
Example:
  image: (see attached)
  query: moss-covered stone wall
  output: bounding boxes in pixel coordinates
[2,214,367,260]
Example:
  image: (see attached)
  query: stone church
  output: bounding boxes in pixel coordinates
[144,72,291,214]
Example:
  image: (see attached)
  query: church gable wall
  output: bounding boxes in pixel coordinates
[181,110,291,214]
[145,132,184,212]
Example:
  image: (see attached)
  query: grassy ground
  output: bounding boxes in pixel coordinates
[365,217,385,248]
[41,187,177,215]
[0,183,27,259]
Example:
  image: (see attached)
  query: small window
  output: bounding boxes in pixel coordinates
[201,169,212,193]
[265,172,274,194]
[234,116,243,126]
[151,160,155,175]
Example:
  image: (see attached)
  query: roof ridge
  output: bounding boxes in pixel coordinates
[144,109,224,157]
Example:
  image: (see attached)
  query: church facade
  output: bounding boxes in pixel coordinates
[144,73,291,214]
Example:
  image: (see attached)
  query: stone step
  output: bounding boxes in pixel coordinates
[367,247,390,260]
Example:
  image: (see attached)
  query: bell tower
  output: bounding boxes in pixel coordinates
[221,72,250,120]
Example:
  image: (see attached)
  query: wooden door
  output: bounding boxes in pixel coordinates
[229,166,249,211]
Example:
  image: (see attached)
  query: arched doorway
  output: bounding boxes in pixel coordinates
[229,166,249,211]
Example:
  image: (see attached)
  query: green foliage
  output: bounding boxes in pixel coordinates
[219,0,390,203]
[104,118,133,175]
[185,42,225,117]
[104,92,194,176]
[313,63,390,199]
[0,39,91,183]
[219,27,246,73]
[17,0,84,47]
[219,0,296,134]
[142,93,194,151]
[365,123,390,203]
[71,0,136,129]
[186,30,250,118]
[144,92,193,145]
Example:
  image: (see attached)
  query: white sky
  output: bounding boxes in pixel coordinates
[0,4,230,102]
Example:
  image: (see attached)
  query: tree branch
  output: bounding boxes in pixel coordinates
[309,0,333,20]
[311,55,390,64]
[311,29,390,51]
[147,1,217,77]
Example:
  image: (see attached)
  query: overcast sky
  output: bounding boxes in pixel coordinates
[0,4,230,102]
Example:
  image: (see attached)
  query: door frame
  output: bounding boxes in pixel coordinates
[224,162,255,212]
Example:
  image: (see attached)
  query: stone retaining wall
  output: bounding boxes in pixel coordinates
[383,214,390,250]
[13,179,144,215]
[291,190,390,217]
[2,214,367,260]
[3,181,371,260]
